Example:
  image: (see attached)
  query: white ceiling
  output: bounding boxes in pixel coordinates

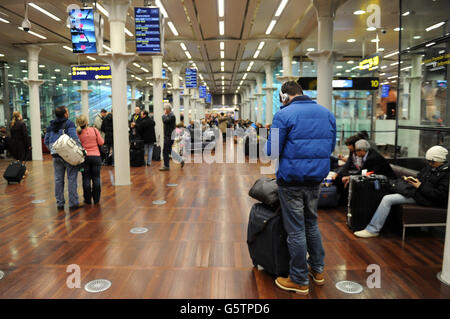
[0,0,406,94]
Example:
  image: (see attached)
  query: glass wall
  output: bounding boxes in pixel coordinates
[396,0,449,158]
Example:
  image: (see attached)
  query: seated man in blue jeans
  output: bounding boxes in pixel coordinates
[266,81,336,294]
[44,106,83,210]
[354,145,449,238]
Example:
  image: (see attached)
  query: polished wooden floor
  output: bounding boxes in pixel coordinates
[0,144,449,299]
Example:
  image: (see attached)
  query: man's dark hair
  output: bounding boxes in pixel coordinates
[142,110,149,116]
[55,106,67,118]
[345,135,360,147]
[281,81,303,96]
[220,112,224,116]
[100,109,107,113]
[356,130,369,140]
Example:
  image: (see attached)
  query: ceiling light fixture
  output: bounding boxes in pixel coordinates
[63,45,73,51]
[18,27,46,39]
[87,56,96,61]
[133,63,141,68]
[426,21,445,32]
[353,10,366,15]
[425,42,436,47]
[29,3,61,22]
[141,67,149,73]
[167,22,179,36]
[275,0,289,17]
[185,51,192,59]
[221,51,225,59]
[102,44,111,51]
[124,28,133,37]
[253,50,260,59]
[219,21,225,35]
[95,3,109,17]
[220,42,225,50]
[0,17,10,23]
[384,51,399,58]
[402,11,410,16]
[218,0,224,17]
[180,43,187,51]
[347,39,356,43]
[155,0,169,18]
[366,27,376,31]
[265,20,277,35]
[307,48,315,52]
[257,41,265,50]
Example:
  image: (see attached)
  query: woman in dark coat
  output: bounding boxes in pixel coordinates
[100,111,114,165]
[135,110,156,166]
[9,111,30,162]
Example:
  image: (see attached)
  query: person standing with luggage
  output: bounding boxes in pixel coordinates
[354,145,449,238]
[94,109,107,139]
[160,103,184,171]
[76,115,104,205]
[44,107,83,210]
[9,111,30,164]
[265,81,336,294]
[135,110,156,166]
[101,111,114,165]
[129,106,141,141]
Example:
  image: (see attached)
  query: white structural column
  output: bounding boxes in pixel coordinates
[245,88,251,121]
[102,0,135,186]
[183,89,191,123]
[171,63,183,123]
[129,81,138,114]
[250,81,257,123]
[191,88,198,121]
[151,55,165,146]
[276,40,298,84]
[307,0,344,110]
[143,86,150,112]
[263,62,276,125]
[78,81,92,119]
[255,74,264,124]
[24,45,44,161]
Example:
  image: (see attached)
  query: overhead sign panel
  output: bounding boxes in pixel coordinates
[135,7,164,54]
[69,8,97,54]
[199,86,207,98]
[185,68,198,88]
[71,65,112,80]
[359,54,381,71]
[206,93,212,104]
[298,77,379,91]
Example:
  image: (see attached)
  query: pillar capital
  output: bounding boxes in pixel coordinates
[312,0,346,18]
[99,52,136,66]
[307,50,342,62]
[102,0,131,23]
[25,45,42,61]
[23,79,44,87]
[170,62,183,75]
[278,40,297,57]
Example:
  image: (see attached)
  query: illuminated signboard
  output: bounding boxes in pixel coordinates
[206,93,212,103]
[199,86,207,98]
[162,68,166,89]
[298,77,379,91]
[69,8,97,54]
[359,54,381,71]
[71,65,112,80]
[185,68,198,88]
[135,7,164,54]
[381,84,390,98]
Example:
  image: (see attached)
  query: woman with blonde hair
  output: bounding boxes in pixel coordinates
[9,111,30,163]
[76,114,104,205]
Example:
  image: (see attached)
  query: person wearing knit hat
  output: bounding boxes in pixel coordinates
[355,145,449,238]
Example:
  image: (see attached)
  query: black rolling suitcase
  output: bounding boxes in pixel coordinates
[130,139,145,167]
[347,174,391,232]
[247,203,290,277]
[152,144,161,161]
[3,161,26,184]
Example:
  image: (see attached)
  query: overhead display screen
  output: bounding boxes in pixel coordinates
[69,8,97,54]
[199,86,207,98]
[332,80,353,88]
[206,93,212,104]
[71,65,112,81]
[185,68,198,88]
[298,77,379,91]
[381,84,390,98]
[135,7,163,54]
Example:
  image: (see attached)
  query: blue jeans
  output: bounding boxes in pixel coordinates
[144,144,154,165]
[366,193,416,234]
[53,157,79,207]
[82,156,102,204]
[278,185,325,285]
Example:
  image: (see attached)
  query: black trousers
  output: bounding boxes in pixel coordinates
[82,156,102,204]
[163,137,174,168]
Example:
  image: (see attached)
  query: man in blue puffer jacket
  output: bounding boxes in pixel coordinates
[266,81,336,295]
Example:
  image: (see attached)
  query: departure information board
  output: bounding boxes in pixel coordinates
[185,68,198,88]
[135,7,163,54]
[206,93,211,104]
[199,86,207,98]
[71,65,112,80]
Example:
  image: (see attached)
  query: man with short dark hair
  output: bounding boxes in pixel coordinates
[94,109,107,139]
[44,106,83,210]
[266,81,336,295]
[136,110,156,166]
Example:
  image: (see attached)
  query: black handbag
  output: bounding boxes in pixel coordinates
[248,177,279,208]
[389,178,416,198]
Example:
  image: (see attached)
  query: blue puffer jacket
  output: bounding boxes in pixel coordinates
[44,117,80,156]
[266,95,336,185]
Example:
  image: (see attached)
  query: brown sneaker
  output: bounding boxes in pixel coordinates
[275,276,309,294]
[308,269,325,286]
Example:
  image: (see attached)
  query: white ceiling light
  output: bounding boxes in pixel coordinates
[133,63,141,68]
[347,39,356,43]
[29,3,61,22]
[87,56,96,61]
[253,50,260,59]
[390,62,399,66]
[347,60,354,64]
[168,66,173,72]
[219,21,225,35]
[393,27,403,32]
[141,67,149,73]
[275,0,289,17]
[167,21,179,36]
[242,73,248,79]
[384,51,399,58]
[221,61,225,67]
[265,20,277,35]
[371,38,380,42]
[366,27,376,31]
[20,59,26,63]
[426,21,445,32]
[124,28,133,37]
[336,73,342,76]
[221,66,224,72]
[220,42,225,50]
[257,41,265,50]
[163,62,169,67]
[18,27,46,39]
[185,51,192,59]
[353,10,366,15]
[95,3,109,17]
[102,44,111,52]
[402,11,410,16]
[218,0,224,17]
[22,70,27,73]
[379,73,386,76]
[336,65,343,69]
[155,0,168,18]
[378,48,385,52]
[39,64,45,68]
[0,17,10,23]
[55,69,60,72]
[220,51,225,59]
[246,61,254,72]
[63,45,73,51]
[135,76,142,81]
[345,70,351,72]
[425,42,436,47]
[388,75,398,79]
[307,48,315,52]
[239,80,243,85]
[180,43,187,51]
[413,35,422,39]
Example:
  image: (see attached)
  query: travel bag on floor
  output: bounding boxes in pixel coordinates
[318,184,339,208]
[347,174,391,232]
[152,144,161,161]
[3,161,26,184]
[130,148,145,167]
[247,203,290,277]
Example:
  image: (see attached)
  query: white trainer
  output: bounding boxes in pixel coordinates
[354,229,379,238]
